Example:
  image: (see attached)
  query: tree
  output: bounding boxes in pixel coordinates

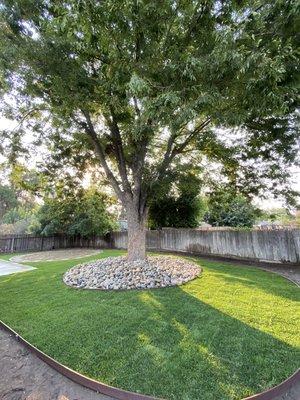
[36,187,117,238]
[0,206,40,234]
[0,1,298,260]
[0,185,18,219]
[0,164,41,232]
[148,168,206,229]
[205,188,259,228]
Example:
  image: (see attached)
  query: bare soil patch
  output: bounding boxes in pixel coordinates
[11,249,102,263]
[1,326,299,400]
[0,327,115,400]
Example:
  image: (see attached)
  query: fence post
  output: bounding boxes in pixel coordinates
[158,229,162,250]
[10,237,15,252]
[0,229,299,262]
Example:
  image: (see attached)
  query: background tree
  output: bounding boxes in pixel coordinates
[0,1,299,260]
[0,185,18,219]
[148,167,206,229]
[0,182,40,235]
[257,207,300,226]
[205,187,260,228]
[1,206,40,234]
[36,186,117,238]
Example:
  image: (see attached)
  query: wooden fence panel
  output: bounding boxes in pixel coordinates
[111,228,300,264]
[0,229,299,264]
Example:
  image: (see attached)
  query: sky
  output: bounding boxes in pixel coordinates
[1,117,299,210]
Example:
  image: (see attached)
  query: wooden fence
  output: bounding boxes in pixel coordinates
[0,228,299,265]
[0,234,109,254]
[111,228,300,264]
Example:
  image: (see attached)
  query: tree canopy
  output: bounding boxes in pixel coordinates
[0,184,18,219]
[36,186,117,238]
[204,186,259,228]
[148,167,206,229]
[0,0,299,259]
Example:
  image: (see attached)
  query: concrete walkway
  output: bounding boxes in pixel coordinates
[0,259,36,276]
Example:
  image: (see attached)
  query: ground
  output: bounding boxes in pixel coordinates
[10,248,101,262]
[0,250,299,400]
[0,328,113,400]
[1,327,299,400]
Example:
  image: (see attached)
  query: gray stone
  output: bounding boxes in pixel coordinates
[63,255,200,291]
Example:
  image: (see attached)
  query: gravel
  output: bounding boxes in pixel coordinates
[63,256,200,290]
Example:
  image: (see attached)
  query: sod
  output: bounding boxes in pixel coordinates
[0,250,299,400]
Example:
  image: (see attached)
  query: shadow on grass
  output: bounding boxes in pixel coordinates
[202,262,299,302]
[131,287,299,399]
[0,253,299,400]
[35,283,298,400]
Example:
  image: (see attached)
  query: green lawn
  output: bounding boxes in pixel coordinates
[0,250,299,400]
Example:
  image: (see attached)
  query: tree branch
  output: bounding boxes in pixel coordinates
[172,118,211,155]
[78,110,124,202]
[107,106,133,197]
[11,107,42,133]
[183,0,206,43]
[156,118,211,181]
[157,131,178,177]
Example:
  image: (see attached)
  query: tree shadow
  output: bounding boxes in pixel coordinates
[200,261,299,302]
[2,253,298,400]
[131,286,299,400]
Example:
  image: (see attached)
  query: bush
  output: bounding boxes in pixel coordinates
[35,187,117,238]
[205,189,259,228]
[148,169,207,229]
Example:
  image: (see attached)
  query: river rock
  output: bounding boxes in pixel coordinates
[63,255,200,290]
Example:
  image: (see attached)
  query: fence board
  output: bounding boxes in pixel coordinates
[0,229,299,264]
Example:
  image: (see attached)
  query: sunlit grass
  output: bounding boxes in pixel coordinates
[0,250,299,400]
[0,253,18,261]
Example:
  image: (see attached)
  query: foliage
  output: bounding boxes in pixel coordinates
[148,196,205,229]
[258,208,295,224]
[148,168,207,228]
[9,163,47,198]
[0,205,40,235]
[2,206,33,224]
[0,250,299,400]
[0,165,42,234]
[0,217,40,235]
[205,187,259,227]
[0,0,299,233]
[36,187,117,237]
[0,185,18,219]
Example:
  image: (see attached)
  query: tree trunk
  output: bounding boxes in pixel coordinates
[126,203,147,262]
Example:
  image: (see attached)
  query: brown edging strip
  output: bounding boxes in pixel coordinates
[1,320,299,400]
[242,368,300,400]
[0,320,161,400]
